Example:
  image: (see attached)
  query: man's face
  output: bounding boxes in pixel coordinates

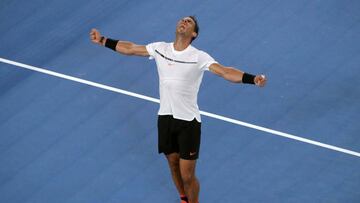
[176,17,197,39]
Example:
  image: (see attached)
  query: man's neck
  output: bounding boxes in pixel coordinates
[173,35,191,51]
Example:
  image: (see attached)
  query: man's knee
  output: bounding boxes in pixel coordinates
[169,160,180,171]
[179,159,197,184]
[181,171,196,185]
[166,153,180,171]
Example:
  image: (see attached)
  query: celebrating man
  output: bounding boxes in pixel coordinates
[90,16,266,203]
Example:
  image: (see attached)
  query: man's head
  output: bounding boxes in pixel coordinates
[176,16,199,43]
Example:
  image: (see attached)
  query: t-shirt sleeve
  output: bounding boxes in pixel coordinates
[146,42,163,60]
[198,51,217,71]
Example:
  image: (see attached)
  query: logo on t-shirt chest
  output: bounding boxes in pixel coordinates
[155,50,197,66]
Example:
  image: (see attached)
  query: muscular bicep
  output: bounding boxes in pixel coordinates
[209,63,244,83]
[209,63,227,77]
[130,44,149,56]
[115,41,149,56]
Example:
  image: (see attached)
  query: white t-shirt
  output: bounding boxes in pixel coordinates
[146,42,217,122]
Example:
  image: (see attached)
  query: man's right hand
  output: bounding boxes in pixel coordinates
[90,29,103,45]
[89,29,149,56]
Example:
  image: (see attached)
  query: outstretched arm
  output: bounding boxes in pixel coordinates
[90,29,149,56]
[209,63,266,87]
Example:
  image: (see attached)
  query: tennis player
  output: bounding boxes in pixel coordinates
[90,16,266,203]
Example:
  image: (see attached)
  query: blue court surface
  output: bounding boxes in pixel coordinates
[1,0,360,202]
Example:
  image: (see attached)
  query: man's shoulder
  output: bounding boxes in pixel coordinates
[188,45,207,55]
[149,41,170,47]
[191,47,210,57]
[189,45,209,54]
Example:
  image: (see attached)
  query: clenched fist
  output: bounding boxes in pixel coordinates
[90,29,103,45]
[254,74,267,87]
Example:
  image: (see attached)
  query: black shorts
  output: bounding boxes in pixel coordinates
[157,115,201,160]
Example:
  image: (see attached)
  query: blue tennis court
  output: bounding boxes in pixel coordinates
[1,0,360,202]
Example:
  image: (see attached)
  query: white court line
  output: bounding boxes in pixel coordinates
[1,57,360,158]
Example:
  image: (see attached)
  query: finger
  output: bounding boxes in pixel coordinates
[261,80,266,86]
[260,75,266,83]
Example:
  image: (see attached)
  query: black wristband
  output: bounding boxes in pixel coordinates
[242,72,256,84]
[105,38,118,51]
[99,36,105,44]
